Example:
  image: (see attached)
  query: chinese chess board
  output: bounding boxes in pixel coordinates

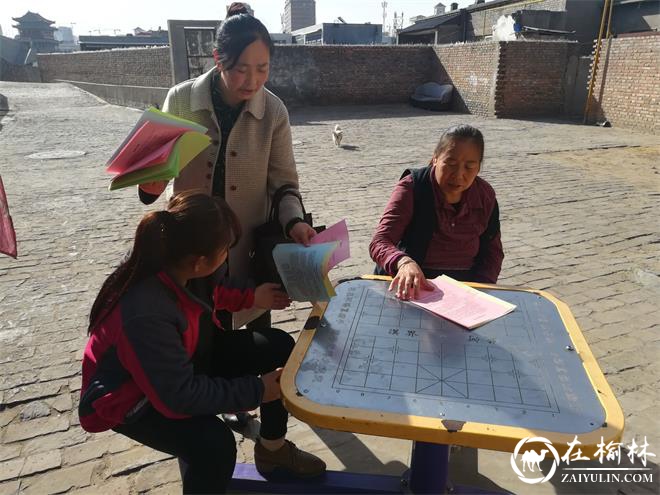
[294,279,605,434]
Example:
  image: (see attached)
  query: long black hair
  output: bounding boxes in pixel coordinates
[432,124,485,163]
[214,2,274,70]
[88,192,241,332]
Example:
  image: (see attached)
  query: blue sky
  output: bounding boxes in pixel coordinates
[2,0,472,38]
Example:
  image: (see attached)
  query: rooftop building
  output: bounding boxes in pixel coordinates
[11,11,59,53]
[283,0,316,33]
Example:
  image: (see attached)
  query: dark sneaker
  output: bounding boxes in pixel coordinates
[254,439,326,478]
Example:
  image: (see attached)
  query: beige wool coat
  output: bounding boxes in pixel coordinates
[162,68,304,327]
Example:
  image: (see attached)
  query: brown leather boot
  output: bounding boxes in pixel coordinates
[254,439,326,478]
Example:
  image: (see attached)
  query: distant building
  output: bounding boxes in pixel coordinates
[409,15,427,25]
[79,33,169,51]
[270,33,294,44]
[283,0,316,33]
[292,23,383,45]
[12,11,59,53]
[611,0,660,34]
[133,26,168,37]
[54,26,78,52]
[398,0,659,50]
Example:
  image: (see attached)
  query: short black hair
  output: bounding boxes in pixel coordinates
[214,4,274,70]
[433,124,485,162]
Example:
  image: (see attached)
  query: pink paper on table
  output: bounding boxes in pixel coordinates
[409,275,515,329]
[310,219,349,269]
[106,120,194,174]
[0,176,17,259]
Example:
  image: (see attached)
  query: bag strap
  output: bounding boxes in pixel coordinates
[269,184,307,223]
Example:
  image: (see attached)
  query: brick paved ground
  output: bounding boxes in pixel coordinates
[0,82,658,494]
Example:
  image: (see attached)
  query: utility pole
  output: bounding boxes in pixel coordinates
[381,1,387,32]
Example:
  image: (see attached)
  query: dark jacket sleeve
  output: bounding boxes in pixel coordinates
[471,199,504,283]
[116,313,264,418]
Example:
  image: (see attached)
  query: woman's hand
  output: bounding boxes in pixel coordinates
[139,181,168,196]
[289,222,316,246]
[389,257,434,301]
[255,283,291,310]
[261,368,282,403]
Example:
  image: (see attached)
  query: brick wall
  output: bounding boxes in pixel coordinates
[269,45,434,106]
[494,40,580,118]
[589,35,660,134]
[38,45,434,106]
[432,42,500,117]
[37,47,171,87]
[432,40,579,119]
[0,60,41,82]
[35,41,587,122]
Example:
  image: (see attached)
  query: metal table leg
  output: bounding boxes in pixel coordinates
[407,441,449,494]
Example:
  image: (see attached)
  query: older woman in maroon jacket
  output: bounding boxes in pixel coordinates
[370,124,504,300]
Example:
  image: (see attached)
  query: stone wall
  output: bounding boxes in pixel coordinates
[38,45,434,107]
[36,41,586,121]
[37,47,171,87]
[0,60,42,83]
[432,42,500,117]
[432,40,580,119]
[494,40,580,118]
[52,80,169,110]
[269,45,434,106]
[589,34,660,134]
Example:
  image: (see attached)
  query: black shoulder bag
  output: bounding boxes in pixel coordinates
[251,184,324,286]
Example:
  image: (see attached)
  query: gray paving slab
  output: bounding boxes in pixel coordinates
[0,82,658,494]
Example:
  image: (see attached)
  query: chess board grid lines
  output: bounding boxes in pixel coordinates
[332,283,562,412]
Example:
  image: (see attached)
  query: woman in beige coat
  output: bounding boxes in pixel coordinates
[139,3,316,330]
[137,3,326,482]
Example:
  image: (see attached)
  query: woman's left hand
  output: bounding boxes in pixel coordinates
[255,283,292,310]
[289,222,316,246]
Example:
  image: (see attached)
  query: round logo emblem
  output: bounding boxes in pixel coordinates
[510,436,560,484]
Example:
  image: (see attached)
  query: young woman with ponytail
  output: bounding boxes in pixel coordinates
[79,192,325,493]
